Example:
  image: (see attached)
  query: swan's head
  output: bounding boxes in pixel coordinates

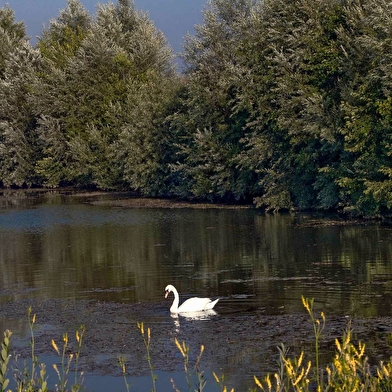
[164,284,175,298]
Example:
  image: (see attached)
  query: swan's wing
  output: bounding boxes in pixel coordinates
[178,297,219,312]
[205,298,219,310]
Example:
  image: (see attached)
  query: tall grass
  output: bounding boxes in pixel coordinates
[1,299,392,391]
[137,321,157,392]
[51,326,85,392]
[254,296,392,392]
[0,330,12,392]
[173,338,206,391]
[1,307,85,392]
[10,307,48,392]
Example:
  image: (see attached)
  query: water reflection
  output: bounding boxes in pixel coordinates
[170,310,218,333]
[0,195,391,318]
[176,309,218,320]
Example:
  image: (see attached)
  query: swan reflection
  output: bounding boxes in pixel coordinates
[177,309,217,320]
[171,309,218,332]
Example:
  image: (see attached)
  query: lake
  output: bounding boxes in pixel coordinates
[0,191,391,391]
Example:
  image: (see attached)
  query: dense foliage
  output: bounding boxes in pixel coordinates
[1,0,391,216]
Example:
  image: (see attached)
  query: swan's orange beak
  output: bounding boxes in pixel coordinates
[164,290,169,298]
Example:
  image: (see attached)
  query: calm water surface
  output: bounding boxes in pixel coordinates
[0,191,391,390]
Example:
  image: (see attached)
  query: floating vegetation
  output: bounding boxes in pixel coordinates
[1,299,392,391]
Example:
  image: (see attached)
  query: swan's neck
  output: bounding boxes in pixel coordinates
[170,289,180,313]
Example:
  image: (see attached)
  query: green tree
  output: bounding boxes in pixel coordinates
[231,0,292,210]
[118,74,181,196]
[235,0,347,210]
[0,6,41,186]
[105,0,179,196]
[269,0,346,210]
[336,0,392,215]
[35,0,175,190]
[176,0,255,202]
[34,0,94,186]
[37,0,91,69]
[0,5,26,78]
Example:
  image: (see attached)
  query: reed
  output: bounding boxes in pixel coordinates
[118,356,131,392]
[10,307,48,392]
[174,338,207,391]
[51,325,85,392]
[254,297,392,392]
[73,325,85,388]
[137,321,157,392]
[213,372,234,392]
[302,296,325,388]
[0,330,12,392]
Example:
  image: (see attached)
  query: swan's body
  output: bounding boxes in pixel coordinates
[164,284,219,314]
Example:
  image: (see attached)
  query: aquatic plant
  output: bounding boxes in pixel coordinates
[118,356,131,392]
[302,296,325,388]
[213,372,234,392]
[73,325,85,389]
[51,325,85,392]
[10,307,48,392]
[174,338,206,392]
[137,321,157,392]
[0,330,12,392]
[254,297,392,392]
[3,307,85,392]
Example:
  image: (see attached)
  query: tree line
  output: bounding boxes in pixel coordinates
[1,0,391,216]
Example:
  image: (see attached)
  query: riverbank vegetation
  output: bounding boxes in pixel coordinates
[1,298,392,391]
[1,0,392,217]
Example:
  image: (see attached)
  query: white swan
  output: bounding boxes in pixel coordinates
[164,284,219,314]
